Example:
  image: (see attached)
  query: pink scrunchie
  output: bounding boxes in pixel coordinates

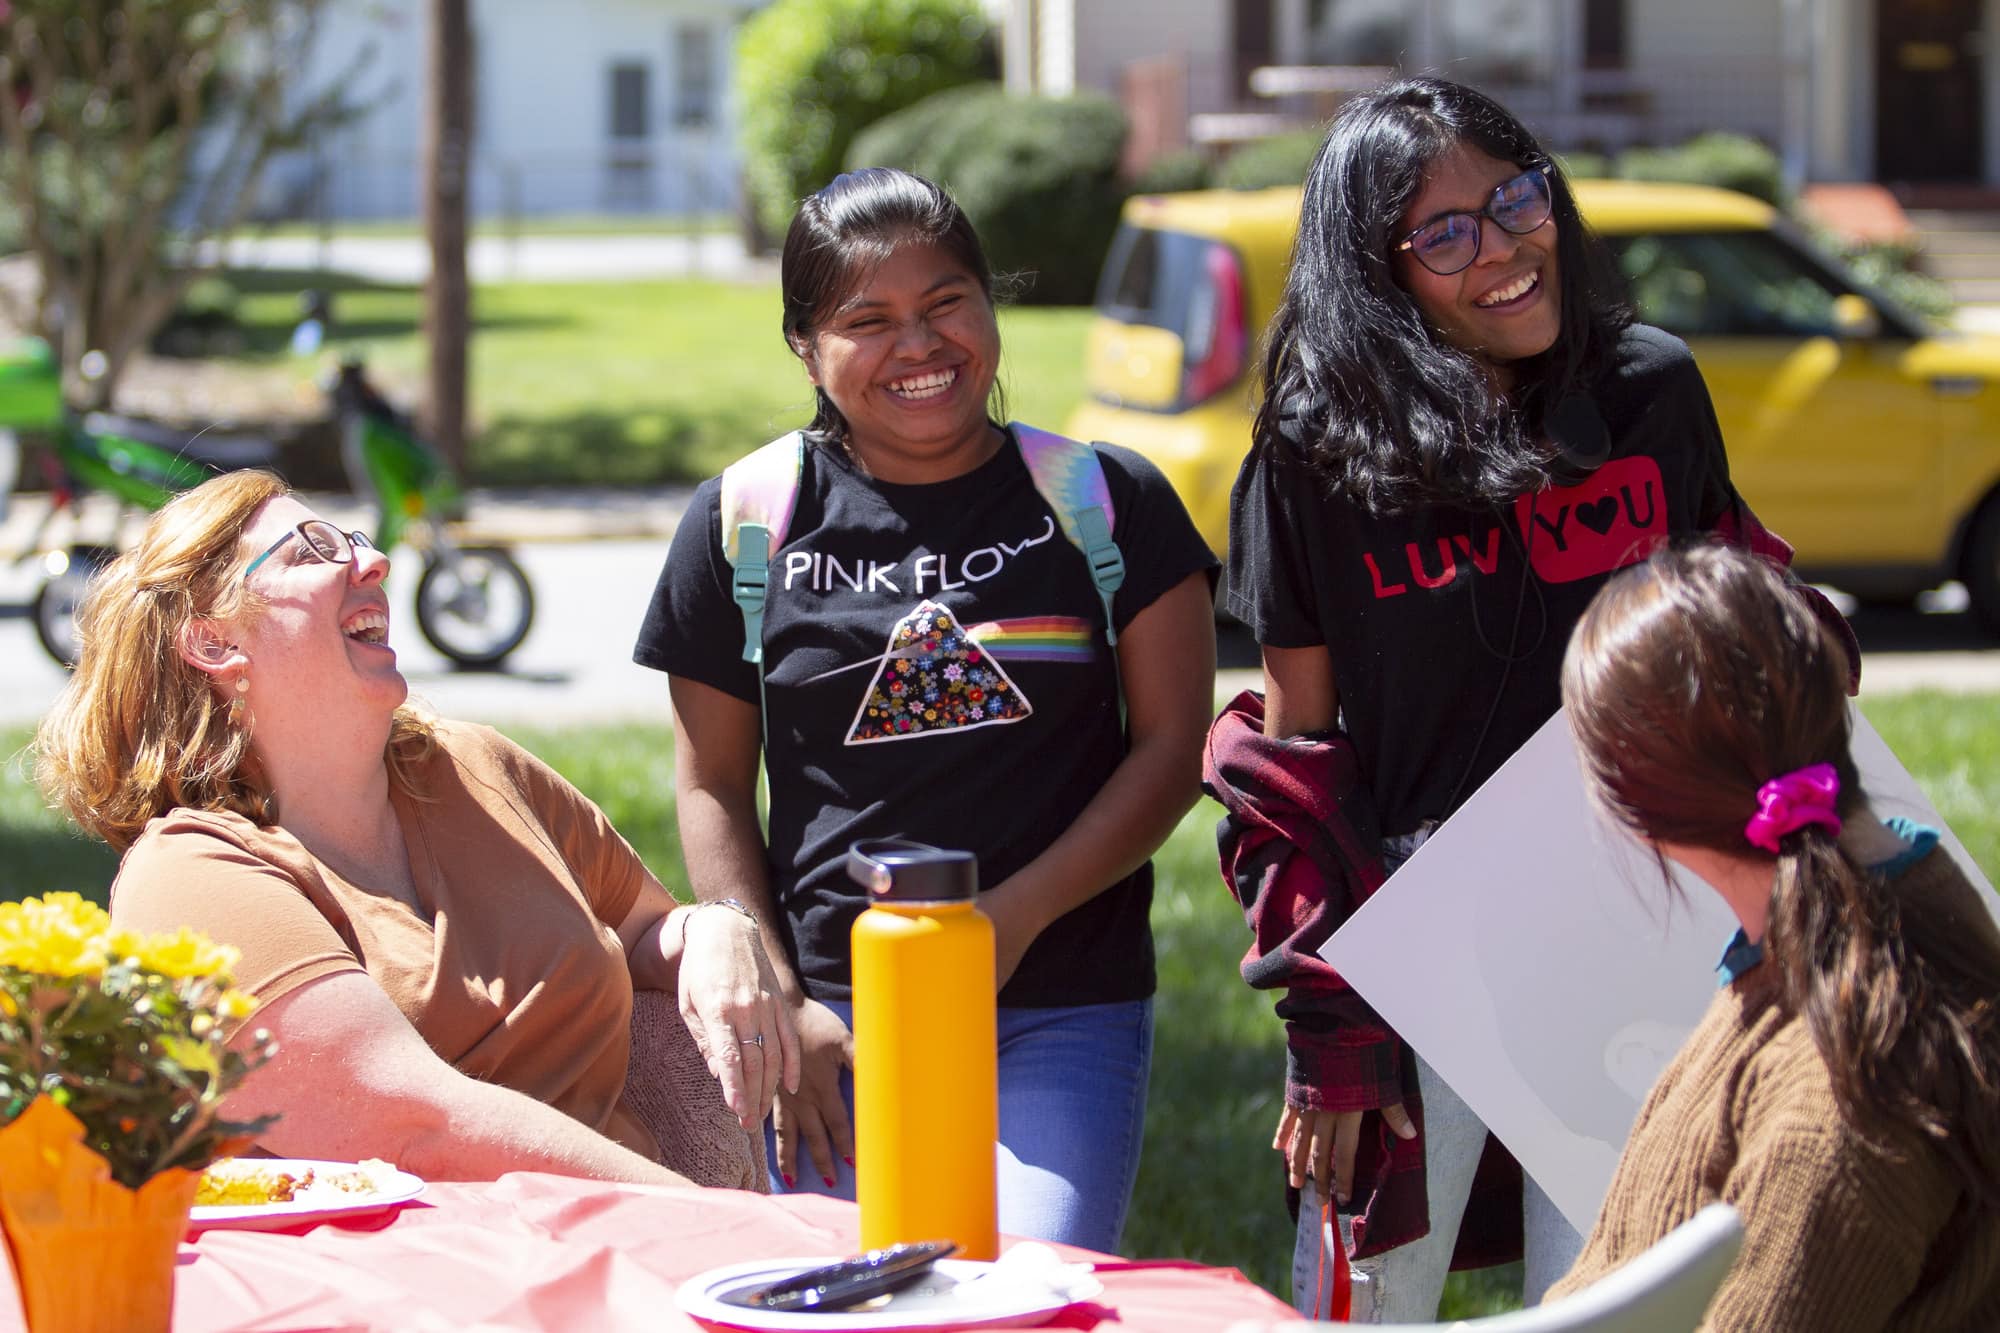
[1743,762,1843,853]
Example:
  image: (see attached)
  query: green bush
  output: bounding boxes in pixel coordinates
[1822,234,1956,323]
[1615,132,1787,207]
[736,0,995,243]
[1133,148,1214,195]
[151,273,246,356]
[1553,149,1611,181]
[846,83,1128,305]
[1865,265,1957,323]
[1216,127,1326,190]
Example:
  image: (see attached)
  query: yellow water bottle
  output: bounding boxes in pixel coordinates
[847,839,998,1261]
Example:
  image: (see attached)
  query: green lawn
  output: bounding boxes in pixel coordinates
[214,273,1094,487]
[0,743,116,905]
[6,689,1998,1314]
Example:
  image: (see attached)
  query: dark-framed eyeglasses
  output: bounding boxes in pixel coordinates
[243,520,375,582]
[1395,167,1554,276]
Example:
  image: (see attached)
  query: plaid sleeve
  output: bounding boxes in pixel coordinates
[1205,690,1404,1112]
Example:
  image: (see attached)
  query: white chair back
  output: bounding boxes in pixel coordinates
[1230,1203,1743,1333]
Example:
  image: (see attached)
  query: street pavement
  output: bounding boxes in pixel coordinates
[2,487,1997,730]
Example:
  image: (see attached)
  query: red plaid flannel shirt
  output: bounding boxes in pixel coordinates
[1202,693,1395,1110]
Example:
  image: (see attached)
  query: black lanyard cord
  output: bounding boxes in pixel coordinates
[1442,506,1545,816]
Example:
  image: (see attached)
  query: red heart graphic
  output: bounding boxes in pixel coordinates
[1515,456,1668,583]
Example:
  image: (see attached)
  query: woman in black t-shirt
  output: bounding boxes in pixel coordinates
[1225,78,1761,1321]
[638,168,1217,1252]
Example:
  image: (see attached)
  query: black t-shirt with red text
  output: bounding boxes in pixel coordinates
[1227,324,1738,836]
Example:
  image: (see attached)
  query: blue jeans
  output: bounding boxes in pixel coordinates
[1291,1051,1582,1322]
[767,998,1153,1254]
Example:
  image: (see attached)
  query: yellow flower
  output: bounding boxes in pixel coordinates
[217,989,259,1022]
[130,927,240,983]
[0,895,269,1190]
[0,893,114,978]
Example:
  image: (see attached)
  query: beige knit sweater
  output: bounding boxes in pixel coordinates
[1547,852,2000,1332]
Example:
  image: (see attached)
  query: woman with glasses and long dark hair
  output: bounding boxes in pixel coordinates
[1208,77,1853,1320]
[1552,543,1999,1331]
[34,470,795,1187]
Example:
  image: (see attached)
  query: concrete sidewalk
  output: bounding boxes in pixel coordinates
[1956,303,2000,335]
[4,485,1996,700]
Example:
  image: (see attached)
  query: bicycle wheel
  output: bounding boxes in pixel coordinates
[32,545,113,667]
[0,427,18,522]
[414,545,536,668]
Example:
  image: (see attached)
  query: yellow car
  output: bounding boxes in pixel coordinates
[1066,180,2000,629]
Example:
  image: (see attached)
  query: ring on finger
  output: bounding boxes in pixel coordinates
[739,1032,766,1048]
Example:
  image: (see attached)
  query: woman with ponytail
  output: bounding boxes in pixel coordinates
[1552,542,2000,1331]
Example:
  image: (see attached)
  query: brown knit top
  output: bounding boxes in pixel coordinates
[1546,850,2000,1332]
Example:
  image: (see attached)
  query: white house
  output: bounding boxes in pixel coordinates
[994,0,1998,189]
[259,0,768,222]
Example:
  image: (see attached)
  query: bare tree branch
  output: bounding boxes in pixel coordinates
[1,0,351,407]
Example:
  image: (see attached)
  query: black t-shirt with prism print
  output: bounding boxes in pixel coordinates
[635,429,1217,1007]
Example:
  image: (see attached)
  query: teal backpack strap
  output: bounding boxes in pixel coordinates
[1013,422,1125,646]
[720,432,807,666]
[719,432,807,761]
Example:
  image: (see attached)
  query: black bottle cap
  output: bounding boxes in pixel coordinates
[846,839,978,902]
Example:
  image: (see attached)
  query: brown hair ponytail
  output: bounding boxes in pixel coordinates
[1563,543,2000,1203]
[1767,827,2000,1196]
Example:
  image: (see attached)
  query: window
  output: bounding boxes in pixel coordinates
[1442,0,1557,85]
[1093,225,1250,410]
[675,23,714,127]
[1607,231,1847,339]
[1304,0,1410,66]
[609,62,650,140]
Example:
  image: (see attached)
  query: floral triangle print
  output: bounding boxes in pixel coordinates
[846,600,1033,745]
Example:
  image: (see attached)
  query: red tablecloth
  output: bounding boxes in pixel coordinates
[0,1172,1297,1332]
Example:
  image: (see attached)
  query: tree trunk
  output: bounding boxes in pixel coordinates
[422,0,473,474]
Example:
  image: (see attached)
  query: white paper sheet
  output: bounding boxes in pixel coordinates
[1320,705,1995,1233]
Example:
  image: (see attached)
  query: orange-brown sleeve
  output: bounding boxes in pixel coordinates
[445,723,655,930]
[110,813,364,1027]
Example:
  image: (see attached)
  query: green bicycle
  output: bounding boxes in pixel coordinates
[0,334,534,669]
[0,338,247,665]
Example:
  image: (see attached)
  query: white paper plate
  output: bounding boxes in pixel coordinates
[677,1253,1103,1332]
[187,1158,426,1232]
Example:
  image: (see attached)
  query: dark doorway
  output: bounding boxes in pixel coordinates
[1583,0,1628,69]
[1232,0,1274,99]
[1876,0,1984,181]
